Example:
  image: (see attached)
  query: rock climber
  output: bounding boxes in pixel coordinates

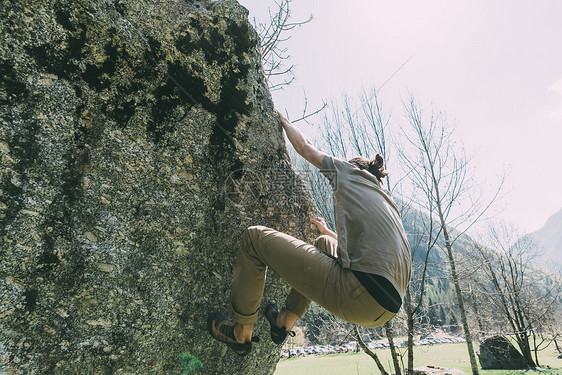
[208,110,412,356]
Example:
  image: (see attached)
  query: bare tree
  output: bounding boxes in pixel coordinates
[252,0,311,91]
[403,207,443,374]
[469,222,562,368]
[355,326,390,375]
[317,88,392,175]
[399,95,504,375]
[466,282,486,341]
[254,1,327,123]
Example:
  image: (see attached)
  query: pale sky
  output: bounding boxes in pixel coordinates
[238,0,562,234]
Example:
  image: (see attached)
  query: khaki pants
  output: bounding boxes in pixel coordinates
[228,226,394,328]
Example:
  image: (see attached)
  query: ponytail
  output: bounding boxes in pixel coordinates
[348,154,389,183]
[368,154,389,183]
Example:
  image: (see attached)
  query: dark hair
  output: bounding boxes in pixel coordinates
[348,154,389,183]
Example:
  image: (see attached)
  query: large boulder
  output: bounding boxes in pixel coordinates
[478,336,527,370]
[0,0,317,374]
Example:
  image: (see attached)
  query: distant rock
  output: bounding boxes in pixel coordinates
[478,335,527,369]
[0,0,317,374]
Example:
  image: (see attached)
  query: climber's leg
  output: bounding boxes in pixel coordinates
[228,226,377,327]
[281,234,338,324]
[228,225,313,325]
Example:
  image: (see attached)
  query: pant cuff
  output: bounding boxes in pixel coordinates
[285,298,311,318]
[228,303,259,325]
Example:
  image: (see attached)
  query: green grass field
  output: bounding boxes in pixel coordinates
[273,343,562,375]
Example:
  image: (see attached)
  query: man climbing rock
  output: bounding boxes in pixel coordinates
[208,110,412,356]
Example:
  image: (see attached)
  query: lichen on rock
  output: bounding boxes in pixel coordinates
[0,0,317,374]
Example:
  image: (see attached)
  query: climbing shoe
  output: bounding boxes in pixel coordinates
[264,304,295,345]
[207,313,259,357]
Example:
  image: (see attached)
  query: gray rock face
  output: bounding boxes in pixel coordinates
[478,336,527,370]
[0,0,317,374]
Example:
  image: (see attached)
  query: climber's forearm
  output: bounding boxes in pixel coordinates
[277,111,325,169]
[325,229,337,240]
[282,120,314,156]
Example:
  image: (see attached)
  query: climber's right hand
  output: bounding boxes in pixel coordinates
[310,217,329,235]
[275,109,290,128]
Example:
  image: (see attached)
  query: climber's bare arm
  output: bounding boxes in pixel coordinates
[277,110,326,169]
[310,217,337,239]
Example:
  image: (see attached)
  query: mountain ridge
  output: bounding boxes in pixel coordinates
[530,208,562,266]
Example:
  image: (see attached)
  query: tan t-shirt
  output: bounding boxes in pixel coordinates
[320,155,412,297]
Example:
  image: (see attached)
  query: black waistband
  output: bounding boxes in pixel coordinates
[351,271,402,314]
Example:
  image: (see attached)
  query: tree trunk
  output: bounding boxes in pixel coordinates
[532,332,540,367]
[554,338,561,354]
[441,226,480,375]
[385,322,402,375]
[515,333,536,368]
[513,310,536,367]
[468,285,484,342]
[355,325,389,375]
[406,288,415,374]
